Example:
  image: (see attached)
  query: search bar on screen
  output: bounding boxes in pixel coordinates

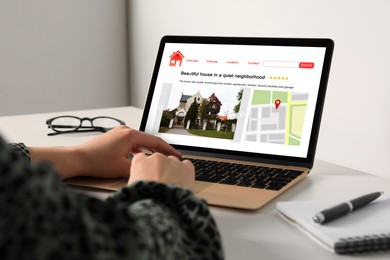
[263,61,314,69]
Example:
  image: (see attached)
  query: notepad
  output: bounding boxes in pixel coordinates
[276,197,390,254]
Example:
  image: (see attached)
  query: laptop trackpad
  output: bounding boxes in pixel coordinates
[194,181,277,210]
[193,181,214,193]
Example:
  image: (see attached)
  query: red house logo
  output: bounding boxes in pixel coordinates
[169,50,184,67]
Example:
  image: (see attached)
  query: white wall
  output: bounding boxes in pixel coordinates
[0,0,129,116]
[129,0,390,179]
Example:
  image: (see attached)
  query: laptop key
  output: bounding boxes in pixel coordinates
[236,181,253,187]
[266,183,286,191]
[219,176,240,185]
[251,183,267,189]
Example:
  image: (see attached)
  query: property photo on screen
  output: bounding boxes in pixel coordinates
[159,88,243,140]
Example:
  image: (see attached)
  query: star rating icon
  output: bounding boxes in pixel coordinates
[269,76,289,80]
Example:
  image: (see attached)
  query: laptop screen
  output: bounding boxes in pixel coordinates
[141,36,333,165]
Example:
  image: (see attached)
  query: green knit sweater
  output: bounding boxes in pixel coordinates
[0,136,224,259]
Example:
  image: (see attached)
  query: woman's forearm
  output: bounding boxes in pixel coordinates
[28,146,85,179]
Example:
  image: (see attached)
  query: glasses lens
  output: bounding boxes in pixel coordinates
[50,116,80,132]
[93,117,123,130]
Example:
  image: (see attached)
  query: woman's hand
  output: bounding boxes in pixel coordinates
[29,126,183,179]
[129,152,195,190]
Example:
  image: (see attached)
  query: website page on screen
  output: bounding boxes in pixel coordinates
[144,43,326,158]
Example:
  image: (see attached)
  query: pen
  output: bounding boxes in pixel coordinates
[312,191,383,224]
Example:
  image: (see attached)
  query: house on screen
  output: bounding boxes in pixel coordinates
[173,91,222,128]
[207,93,222,117]
[169,51,184,67]
[175,91,204,126]
[179,91,204,111]
[204,93,222,127]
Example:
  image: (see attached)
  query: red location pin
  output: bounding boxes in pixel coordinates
[275,99,281,110]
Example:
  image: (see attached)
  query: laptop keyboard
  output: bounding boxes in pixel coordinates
[187,158,303,191]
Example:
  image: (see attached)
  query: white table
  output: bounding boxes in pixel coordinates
[1,106,389,260]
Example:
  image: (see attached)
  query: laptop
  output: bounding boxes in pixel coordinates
[69,36,334,210]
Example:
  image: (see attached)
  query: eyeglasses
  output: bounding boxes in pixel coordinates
[46,115,126,136]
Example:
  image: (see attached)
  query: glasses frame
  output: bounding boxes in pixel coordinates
[46,115,126,136]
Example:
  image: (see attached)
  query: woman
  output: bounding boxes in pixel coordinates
[0,126,224,259]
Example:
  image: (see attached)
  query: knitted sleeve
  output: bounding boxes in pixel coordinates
[0,136,224,260]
